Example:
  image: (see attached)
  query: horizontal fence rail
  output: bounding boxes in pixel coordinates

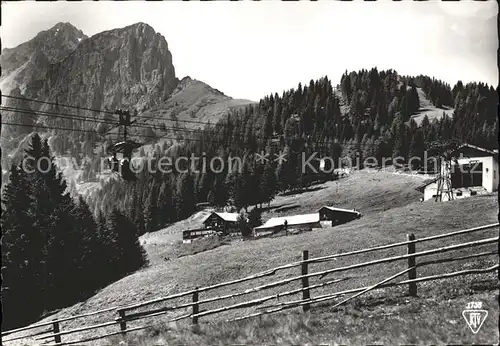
[118,235,498,324]
[119,222,499,311]
[3,222,498,345]
[118,239,499,324]
[232,264,500,322]
[304,222,499,265]
[1,305,119,340]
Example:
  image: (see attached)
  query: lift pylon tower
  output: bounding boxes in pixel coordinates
[435,156,454,202]
[427,139,460,202]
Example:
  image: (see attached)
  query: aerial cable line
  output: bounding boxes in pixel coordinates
[1,121,223,145]
[2,94,349,143]
[0,106,214,137]
[1,105,286,142]
[1,94,116,115]
[3,119,361,149]
[1,94,228,127]
[2,108,363,149]
[0,103,230,135]
[4,121,363,180]
[0,106,118,127]
[1,93,355,137]
[2,120,331,150]
[2,121,116,136]
[0,105,163,131]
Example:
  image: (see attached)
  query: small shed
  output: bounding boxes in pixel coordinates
[202,212,240,235]
[318,206,361,226]
[415,177,440,201]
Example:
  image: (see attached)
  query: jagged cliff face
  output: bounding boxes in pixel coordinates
[0,22,87,95]
[27,22,178,114]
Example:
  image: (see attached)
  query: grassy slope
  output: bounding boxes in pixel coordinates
[262,168,429,219]
[139,77,254,133]
[140,208,216,264]
[142,169,427,265]
[332,85,454,125]
[115,287,499,345]
[8,170,498,345]
[112,192,499,345]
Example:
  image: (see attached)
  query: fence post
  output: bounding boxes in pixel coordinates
[302,250,310,312]
[118,310,127,334]
[407,233,417,297]
[52,320,61,344]
[192,287,199,325]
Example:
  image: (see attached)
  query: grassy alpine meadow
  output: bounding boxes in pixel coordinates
[106,277,499,345]
[141,168,429,266]
[8,169,499,346]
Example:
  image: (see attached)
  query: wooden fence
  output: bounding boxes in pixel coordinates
[2,222,498,346]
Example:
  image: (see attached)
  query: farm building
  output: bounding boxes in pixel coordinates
[416,144,499,201]
[318,206,361,226]
[254,213,321,237]
[202,212,240,235]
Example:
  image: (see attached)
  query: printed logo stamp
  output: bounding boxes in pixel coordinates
[462,301,488,334]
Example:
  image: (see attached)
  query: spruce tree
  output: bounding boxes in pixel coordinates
[143,184,159,233]
[1,164,43,328]
[107,209,148,275]
[248,208,263,228]
[209,173,229,208]
[260,162,277,207]
[408,129,425,169]
[174,173,196,219]
[237,211,251,238]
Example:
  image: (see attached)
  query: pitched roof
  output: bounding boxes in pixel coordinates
[415,177,439,192]
[452,143,497,156]
[255,213,320,230]
[203,212,239,223]
[318,206,361,216]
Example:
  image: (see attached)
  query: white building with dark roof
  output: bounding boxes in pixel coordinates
[416,143,498,201]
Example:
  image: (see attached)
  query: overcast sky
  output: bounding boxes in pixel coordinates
[1,1,497,101]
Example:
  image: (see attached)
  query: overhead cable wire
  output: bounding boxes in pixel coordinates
[1,120,359,151]
[1,94,349,144]
[1,94,232,127]
[1,94,116,115]
[1,121,227,146]
[2,106,355,148]
[0,106,206,135]
[2,105,280,142]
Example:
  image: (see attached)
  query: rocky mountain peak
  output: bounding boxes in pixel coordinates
[37,22,86,57]
[42,22,85,36]
[26,22,178,114]
[128,22,155,34]
[0,22,87,95]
